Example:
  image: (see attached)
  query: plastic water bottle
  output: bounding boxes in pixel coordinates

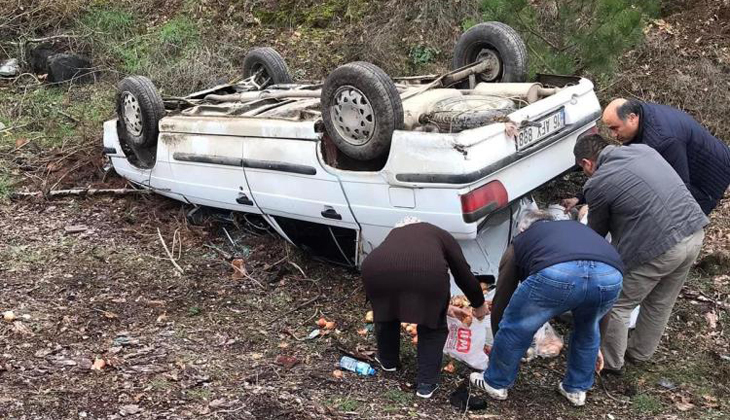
[339,356,376,376]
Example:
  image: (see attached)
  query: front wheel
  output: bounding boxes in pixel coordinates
[115,76,164,169]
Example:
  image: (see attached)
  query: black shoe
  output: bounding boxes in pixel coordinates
[374,356,399,372]
[601,366,625,376]
[416,383,439,399]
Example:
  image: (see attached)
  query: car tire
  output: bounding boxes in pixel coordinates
[116,76,164,169]
[242,47,293,86]
[452,22,528,83]
[321,62,404,161]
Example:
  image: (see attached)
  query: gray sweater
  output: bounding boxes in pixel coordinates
[584,144,708,269]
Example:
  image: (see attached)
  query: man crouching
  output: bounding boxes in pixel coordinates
[470,210,624,406]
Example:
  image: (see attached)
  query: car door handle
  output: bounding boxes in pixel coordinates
[321,208,342,220]
[236,194,254,206]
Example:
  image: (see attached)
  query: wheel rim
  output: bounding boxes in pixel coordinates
[122,92,143,137]
[331,86,375,146]
[473,47,502,82]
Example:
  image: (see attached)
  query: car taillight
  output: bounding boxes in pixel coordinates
[461,180,508,223]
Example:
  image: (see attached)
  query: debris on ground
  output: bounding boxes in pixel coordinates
[0,58,19,77]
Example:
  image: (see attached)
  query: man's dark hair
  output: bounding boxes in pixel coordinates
[573,134,609,163]
[616,99,642,121]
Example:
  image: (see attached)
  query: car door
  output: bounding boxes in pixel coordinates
[243,136,360,266]
[163,131,260,214]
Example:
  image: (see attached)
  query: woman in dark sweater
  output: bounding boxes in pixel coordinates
[361,218,488,399]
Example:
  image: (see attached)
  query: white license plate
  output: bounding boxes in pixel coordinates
[516,109,566,151]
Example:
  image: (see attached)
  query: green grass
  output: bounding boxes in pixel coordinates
[632,393,663,415]
[336,397,361,412]
[254,0,367,27]
[159,16,199,49]
[149,378,172,390]
[409,45,440,67]
[383,389,411,405]
[81,6,136,38]
[185,388,212,400]
[0,173,12,201]
[0,84,115,154]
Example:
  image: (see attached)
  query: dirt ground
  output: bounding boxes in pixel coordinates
[2,1,730,420]
[2,178,727,420]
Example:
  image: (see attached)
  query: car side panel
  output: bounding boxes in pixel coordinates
[163,133,261,213]
[243,137,359,230]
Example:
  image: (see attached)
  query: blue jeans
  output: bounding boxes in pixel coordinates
[484,261,622,392]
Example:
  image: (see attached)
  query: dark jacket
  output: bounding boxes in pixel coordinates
[490,221,623,333]
[584,144,708,269]
[630,102,730,214]
[361,222,485,329]
[513,220,624,279]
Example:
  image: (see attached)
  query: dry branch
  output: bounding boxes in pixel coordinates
[11,188,151,199]
[157,228,185,275]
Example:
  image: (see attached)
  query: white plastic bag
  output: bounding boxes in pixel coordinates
[533,321,564,358]
[444,316,489,370]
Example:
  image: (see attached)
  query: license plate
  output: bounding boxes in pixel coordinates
[516,109,566,151]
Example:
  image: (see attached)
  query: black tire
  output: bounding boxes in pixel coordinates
[242,47,293,86]
[452,22,528,83]
[115,76,164,169]
[321,62,404,161]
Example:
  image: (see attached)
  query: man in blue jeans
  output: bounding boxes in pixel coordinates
[470,210,624,406]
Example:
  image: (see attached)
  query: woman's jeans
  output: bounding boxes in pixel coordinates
[483,261,622,393]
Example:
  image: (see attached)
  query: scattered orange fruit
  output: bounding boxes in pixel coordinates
[3,311,15,322]
[316,317,327,328]
[325,321,336,330]
[91,358,106,371]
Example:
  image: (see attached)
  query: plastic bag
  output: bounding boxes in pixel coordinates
[444,315,489,370]
[546,204,576,221]
[533,321,564,358]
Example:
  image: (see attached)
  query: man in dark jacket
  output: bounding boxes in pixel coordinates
[574,134,708,374]
[470,210,624,407]
[601,98,730,215]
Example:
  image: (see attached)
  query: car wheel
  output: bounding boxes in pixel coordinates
[242,47,293,87]
[115,76,164,169]
[321,62,404,161]
[452,22,528,83]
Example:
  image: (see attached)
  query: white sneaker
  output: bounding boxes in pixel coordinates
[469,372,508,400]
[558,382,586,407]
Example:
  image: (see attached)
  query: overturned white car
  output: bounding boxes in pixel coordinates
[103,22,600,280]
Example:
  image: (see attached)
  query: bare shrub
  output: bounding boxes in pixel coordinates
[606,22,730,143]
[341,0,481,75]
[146,46,240,95]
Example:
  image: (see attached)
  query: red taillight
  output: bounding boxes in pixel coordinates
[461,180,508,223]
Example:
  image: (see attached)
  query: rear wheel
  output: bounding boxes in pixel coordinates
[321,62,403,161]
[115,76,164,169]
[242,47,293,87]
[452,22,528,83]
